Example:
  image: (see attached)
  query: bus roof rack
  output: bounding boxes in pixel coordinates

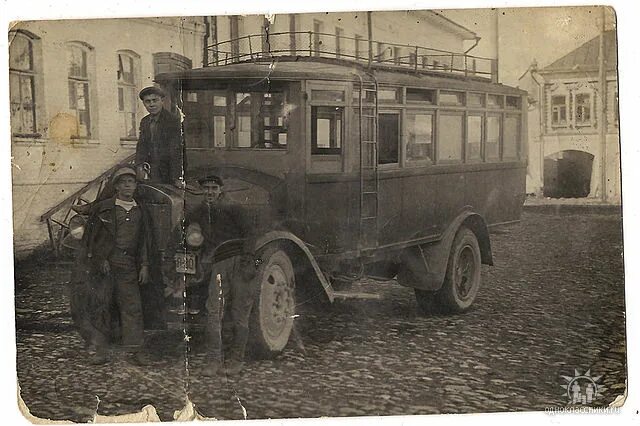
[206,31,497,82]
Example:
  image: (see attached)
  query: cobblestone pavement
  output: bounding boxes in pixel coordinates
[15,212,626,421]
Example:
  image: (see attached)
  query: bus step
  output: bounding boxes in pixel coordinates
[332,291,382,300]
[362,114,377,118]
[362,191,378,195]
[361,215,377,220]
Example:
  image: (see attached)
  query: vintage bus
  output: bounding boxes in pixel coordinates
[68,33,527,357]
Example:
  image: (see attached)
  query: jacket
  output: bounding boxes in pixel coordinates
[136,108,183,184]
[77,197,154,273]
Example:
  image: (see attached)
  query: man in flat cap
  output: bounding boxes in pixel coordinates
[70,166,154,365]
[136,86,184,186]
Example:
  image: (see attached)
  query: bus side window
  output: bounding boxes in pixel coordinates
[378,113,400,164]
[406,112,433,162]
[311,106,343,154]
[437,113,463,162]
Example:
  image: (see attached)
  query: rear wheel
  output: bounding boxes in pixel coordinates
[249,244,295,358]
[415,227,481,314]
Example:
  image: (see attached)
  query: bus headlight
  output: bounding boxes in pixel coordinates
[69,215,86,240]
[186,223,204,247]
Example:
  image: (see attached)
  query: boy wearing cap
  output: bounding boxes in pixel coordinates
[169,174,256,376]
[136,86,183,186]
[74,166,153,365]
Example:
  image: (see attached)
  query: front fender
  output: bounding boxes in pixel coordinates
[253,231,335,302]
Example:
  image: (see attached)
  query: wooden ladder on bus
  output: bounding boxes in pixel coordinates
[358,76,379,252]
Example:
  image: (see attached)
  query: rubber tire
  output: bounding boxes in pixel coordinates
[415,227,481,315]
[249,244,296,358]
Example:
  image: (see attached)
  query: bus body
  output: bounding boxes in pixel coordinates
[138,54,527,356]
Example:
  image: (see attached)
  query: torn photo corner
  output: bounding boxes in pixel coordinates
[8,4,627,423]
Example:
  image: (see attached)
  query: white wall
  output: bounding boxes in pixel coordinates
[11,17,205,254]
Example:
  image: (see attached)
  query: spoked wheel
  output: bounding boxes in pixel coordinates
[415,227,481,314]
[249,243,295,358]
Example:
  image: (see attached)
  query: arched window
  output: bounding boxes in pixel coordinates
[116,50,141,140]
[67,41,94,139]
[9,30,39,136]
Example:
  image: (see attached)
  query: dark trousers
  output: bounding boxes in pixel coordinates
[95,255,144,351]
[205,257,259,361]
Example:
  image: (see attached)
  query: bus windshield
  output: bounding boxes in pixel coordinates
[182,88,290,150]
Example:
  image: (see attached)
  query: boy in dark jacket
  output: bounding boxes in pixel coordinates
[170,175,256,376]
[72,166,153,365]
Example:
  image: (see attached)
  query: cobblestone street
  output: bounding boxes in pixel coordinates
[14,211,626,422]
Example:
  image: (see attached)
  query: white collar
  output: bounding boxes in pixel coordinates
[115,198,138,212]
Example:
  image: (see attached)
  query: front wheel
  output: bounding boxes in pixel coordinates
[249,244,296,358]
[415,227,482,314]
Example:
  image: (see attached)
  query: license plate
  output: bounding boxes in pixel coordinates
[175,253,196,274]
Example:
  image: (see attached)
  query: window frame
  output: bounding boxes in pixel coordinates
[503,114,521,161]
[573,92,592,127]
[9,30,40,138]
[66,41,95,140]
[405,109,435,166]
[466,112,484,163]
[116,50,141,142]
[485,113,502,162]
[436,111,465,164]
[551,94,569,128]
[311,106,344,155]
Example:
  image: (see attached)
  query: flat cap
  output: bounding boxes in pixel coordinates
[111,166,137,184]
[139,86,166,100]
[197,174,224,186]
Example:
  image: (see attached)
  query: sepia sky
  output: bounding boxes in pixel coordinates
[443,6,616,86]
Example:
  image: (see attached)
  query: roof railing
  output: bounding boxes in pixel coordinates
[206,31,496,81]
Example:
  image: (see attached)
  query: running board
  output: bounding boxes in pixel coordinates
[332,291,382,300]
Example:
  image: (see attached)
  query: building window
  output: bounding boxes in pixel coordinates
[406,112,433,162]
[575,93,591,125]
[9,31,38,136]
[67,42,93,139]
[335,27,343,58]
[312,106,343,154]
[117,51,140,140]
[551,95,568,126]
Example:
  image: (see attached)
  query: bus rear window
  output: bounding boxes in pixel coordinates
[503,115,520,160]
[486,115,501,161]
[311,106,343,154]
